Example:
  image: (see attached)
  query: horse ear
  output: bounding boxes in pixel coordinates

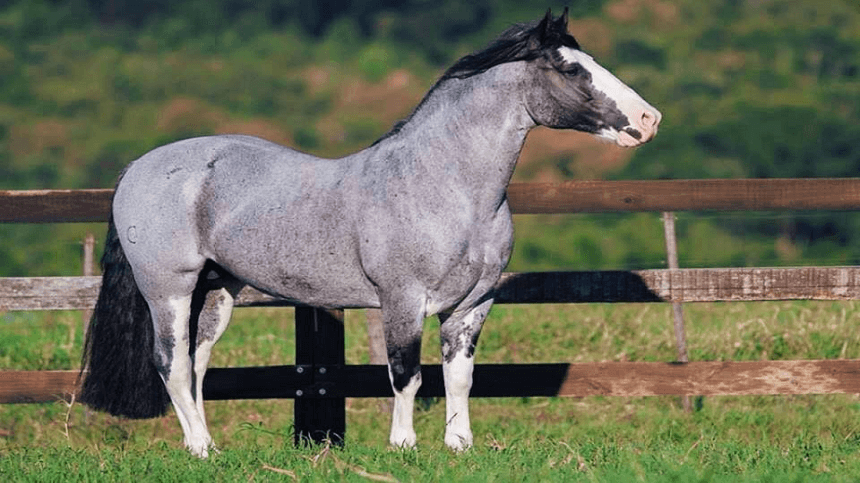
[529,8,554,48]
[538,8,553,39]
[542,8,554,24]
[556,6,569,31]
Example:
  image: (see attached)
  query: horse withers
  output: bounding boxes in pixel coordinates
[80,8,660,458]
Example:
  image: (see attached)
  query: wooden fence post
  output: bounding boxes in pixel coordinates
[294,306,345,446]
[662,212,692,412]
[366,308,393,413]
[366,309,387,366]
[81,233,95,331]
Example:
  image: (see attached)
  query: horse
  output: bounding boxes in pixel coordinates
[80,8,661,458]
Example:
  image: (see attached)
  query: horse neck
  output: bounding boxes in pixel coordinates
[368,63,535,213]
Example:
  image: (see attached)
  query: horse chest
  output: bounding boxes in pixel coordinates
[358,202,512,309]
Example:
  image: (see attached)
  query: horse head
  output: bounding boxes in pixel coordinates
[522,8,662,147]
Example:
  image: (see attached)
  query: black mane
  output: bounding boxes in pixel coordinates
[441,9,580,81]
[372,8,579,146]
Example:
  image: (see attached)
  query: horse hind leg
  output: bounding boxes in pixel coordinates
[145,273,215,458]
[438,298,493,451]
[190,271,244,425]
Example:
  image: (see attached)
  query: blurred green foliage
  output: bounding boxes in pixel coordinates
[1,0,859,276]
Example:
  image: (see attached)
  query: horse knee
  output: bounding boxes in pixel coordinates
[440,307,486,362]
[385,334,422,392]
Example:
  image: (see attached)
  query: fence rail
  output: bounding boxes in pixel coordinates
[4,178,860,223]
[6,359,860,405]
[4,267,860,312]
[3,179,860,444]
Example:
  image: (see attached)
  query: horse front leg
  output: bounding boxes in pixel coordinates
[381,295,426,448]
[438,298,493,451]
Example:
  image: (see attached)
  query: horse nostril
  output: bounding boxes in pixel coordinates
[641,110,659,129]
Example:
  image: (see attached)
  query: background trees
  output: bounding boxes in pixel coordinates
[1,0,858,275]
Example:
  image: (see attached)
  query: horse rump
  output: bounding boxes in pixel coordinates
[79,215,171,418]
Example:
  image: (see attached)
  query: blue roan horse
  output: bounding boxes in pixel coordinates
[81,9,660,457]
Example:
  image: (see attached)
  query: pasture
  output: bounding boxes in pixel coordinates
[3,301,860,481]
[2,1,859,480]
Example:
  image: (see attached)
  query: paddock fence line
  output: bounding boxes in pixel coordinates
[3,178,860,444]
[5,178,860,223]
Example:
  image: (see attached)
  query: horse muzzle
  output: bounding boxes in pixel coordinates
[615,106,662,147]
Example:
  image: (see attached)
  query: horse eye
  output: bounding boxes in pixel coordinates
[562,65,584,77]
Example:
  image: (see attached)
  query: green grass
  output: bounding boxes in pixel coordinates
[3,302,860,481]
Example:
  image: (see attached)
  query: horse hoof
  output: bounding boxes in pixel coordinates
[445,432,473,452]
[389,430,417,449]
[190,447,209,459]
[186,440,217,458]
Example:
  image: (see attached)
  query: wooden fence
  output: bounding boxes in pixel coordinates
[3,178,860,444]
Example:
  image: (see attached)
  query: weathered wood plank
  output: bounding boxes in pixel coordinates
[5,360,860,403]
[0,189,112,223]
[4,267,860,311]
[493,267,860,304]
[554,360,860,397]
[638,267,860,302]
[4,179,860,223]
[0,370,80,403]
[0,276,102,311]
[492,267,860,303]
[328,361,860,398]
[506,179,860,213]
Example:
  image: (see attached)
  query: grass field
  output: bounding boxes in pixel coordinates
[3,301,860,481]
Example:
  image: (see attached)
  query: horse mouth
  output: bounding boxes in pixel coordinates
[615,129,644,148]
[611,124,660,148]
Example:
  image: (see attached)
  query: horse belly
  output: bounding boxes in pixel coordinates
[208,222,380,309]
[251,261,380,309]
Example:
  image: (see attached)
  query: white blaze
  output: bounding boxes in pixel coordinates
[557,46,661,144]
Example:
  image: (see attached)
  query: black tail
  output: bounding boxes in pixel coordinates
[79,214,171,418]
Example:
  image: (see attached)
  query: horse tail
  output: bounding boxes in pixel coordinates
[79,212,171,418]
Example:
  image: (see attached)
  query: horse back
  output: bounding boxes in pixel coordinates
[114,135,378,307]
